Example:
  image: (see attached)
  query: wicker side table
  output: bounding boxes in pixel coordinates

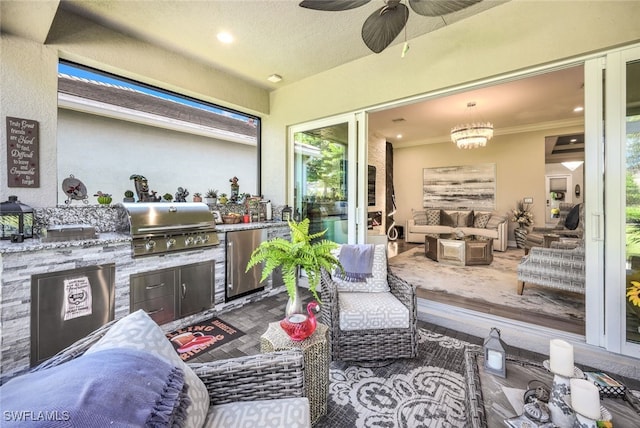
[260,322,329,425]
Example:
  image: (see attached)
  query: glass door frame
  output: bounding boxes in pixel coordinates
[603,45,640,356]
[287,112,366,244]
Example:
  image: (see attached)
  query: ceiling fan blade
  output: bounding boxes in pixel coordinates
[299,0,371,12]
[408,0,481,17]
[361,3,409,53]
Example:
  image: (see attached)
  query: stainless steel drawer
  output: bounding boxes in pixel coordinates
[130,270,176,302]
[132,295,176,325]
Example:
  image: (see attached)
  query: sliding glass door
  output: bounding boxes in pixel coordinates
[599,45,640,356]
[288,113,364,244]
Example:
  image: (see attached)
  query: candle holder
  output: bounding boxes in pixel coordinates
[572,412,597,428]
[543,360,583,428]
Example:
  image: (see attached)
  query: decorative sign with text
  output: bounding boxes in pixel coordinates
[6,116,39,188]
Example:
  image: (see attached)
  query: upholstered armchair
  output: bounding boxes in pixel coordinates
[319,244,418,362]
[517,246,585,295]
[524,203,583,254]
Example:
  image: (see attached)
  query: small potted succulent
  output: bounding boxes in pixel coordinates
[193,192,202,202]
[205,189,218,205]
[162,193,173,202]
[94,191,112,205]
[123,190,135,202]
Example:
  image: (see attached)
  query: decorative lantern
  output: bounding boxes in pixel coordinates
[483,327,507,377]
[281,205,292,222]
[0,196,34,242]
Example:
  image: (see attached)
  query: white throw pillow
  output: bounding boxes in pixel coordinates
[334,244,389,292]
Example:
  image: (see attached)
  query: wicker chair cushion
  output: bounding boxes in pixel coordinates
[338,292,410,331]
[206,397,310,428]
[334,244,389,292]
[86,310,209,428]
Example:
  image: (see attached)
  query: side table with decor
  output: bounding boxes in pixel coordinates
[260,322,329,425]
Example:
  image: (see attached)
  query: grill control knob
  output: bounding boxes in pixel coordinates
[185,236,194,246]
[166,238,176,249]
[145,240,156,251]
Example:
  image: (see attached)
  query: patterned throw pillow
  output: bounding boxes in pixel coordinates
[440,210,457,227]
[457,211,474,227]
[426,209,441,225]
[474,212,492,228]
[412,210,428,225]
[334,244,389,292]
[86,310,209,428]
[485,215,506,230]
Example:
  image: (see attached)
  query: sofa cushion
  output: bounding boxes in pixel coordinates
[412,209,428,225]
[485,215,506,230]
[205,397,310,428]
[338,292,410,331]
[474,212,492,229]
[457,210,474,227]
[426,209,440,225]
[86,310,209,428]
[440,210,457,227]
[334,244,388,292]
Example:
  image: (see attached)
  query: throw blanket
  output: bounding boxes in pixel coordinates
[1,347,190,427]
[335,244,375,282]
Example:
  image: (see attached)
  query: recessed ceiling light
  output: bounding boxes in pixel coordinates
[267,74,282,83]
[396,134,403,139]
[217,32,234,44]
[573,106,584,112]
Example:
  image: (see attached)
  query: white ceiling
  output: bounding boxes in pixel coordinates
[1,0,586,148]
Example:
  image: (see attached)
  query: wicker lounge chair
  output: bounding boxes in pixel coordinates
[320,245,418,362]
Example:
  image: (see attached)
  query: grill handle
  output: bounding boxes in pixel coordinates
[227,241,233,290]
[181,283,187,299]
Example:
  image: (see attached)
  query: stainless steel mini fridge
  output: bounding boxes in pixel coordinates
[226,228,266,301]
[30,264,115,366]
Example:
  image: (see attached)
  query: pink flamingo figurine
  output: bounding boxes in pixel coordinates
[280,301,319,341]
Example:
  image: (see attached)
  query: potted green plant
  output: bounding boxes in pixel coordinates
[123,190,135,202]
[205,189,218,205]
[94,191,112,205]
[163,193,173,202]
[246,218,341,317]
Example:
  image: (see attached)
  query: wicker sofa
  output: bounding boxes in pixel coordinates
[405,208,508,251]
[0,310,310,428]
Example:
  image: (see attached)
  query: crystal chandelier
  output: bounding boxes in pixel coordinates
[451,102,494,149]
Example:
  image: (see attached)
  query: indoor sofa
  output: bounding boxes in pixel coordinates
[405,208,508,251]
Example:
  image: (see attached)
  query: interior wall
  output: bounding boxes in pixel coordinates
[266,1,640,204]
[392,126,583,243]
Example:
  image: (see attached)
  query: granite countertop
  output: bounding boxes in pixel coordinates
[0,221,289,254]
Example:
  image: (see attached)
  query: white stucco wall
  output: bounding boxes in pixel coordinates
[57,109,258,204]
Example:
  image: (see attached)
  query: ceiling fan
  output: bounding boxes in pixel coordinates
[299,0,481,54]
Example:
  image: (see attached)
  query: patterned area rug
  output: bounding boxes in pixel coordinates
[317,328,480,427]
[388,246,584,322]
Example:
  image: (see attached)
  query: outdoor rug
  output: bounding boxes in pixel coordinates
[388,246,584,322]
[165,317,244,362]
[316,328,480,427]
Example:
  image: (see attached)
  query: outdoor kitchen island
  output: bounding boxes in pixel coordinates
[0,203,290,384]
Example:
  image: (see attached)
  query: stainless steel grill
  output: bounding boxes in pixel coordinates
[121,202,220,257]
